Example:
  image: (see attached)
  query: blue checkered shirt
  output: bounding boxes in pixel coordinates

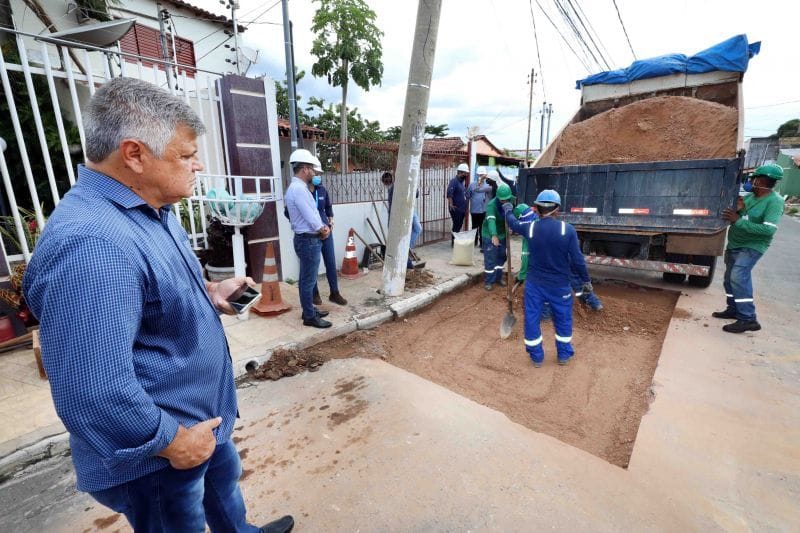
[23,165,238,492]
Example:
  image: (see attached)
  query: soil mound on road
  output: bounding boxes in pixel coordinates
[553,96,738,165]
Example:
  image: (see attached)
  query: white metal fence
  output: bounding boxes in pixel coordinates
[0,27,229,270]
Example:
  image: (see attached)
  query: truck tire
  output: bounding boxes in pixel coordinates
[662,272,686,284]
[688,256,717,288]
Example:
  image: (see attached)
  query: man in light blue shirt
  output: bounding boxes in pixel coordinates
[467,166,493,247]
[284,149,333,328]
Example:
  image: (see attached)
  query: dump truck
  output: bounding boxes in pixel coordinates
[518,36,760,288]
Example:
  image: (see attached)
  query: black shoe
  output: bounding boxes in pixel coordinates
[260,515,294,533]
[712,309,737,319]
[314,308,329,318]
[303,316,332,328]
[313,293,322,306]
[329,292,348,305]
[498,277,507,287]
[722,320,761,333]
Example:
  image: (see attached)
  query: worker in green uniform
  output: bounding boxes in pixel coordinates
[715,163,785,333]
[481,183,514,291]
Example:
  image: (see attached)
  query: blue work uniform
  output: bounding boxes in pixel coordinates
[505,209,590,364]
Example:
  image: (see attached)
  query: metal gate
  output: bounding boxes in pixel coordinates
[0,27,228,271]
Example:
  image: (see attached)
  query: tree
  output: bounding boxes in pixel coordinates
[424,123,449,138]
[274,70,310,124]
[310,0,383,172]
[776,119,800,138]
[382,126,402,142]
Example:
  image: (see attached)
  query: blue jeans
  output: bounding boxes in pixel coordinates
[294,234,322,320]
[723,247,763,321]
[411,212,422,248]
[482,238,506,284]
[524,280,575,364]
[90,440,258,532]
[314,229,339,296]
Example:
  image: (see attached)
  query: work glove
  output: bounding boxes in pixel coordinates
[582,282,594,294]
[501,202,513,214]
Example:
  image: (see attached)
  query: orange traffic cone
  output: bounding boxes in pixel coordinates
[251,242,291,316]
[340,228,365,279]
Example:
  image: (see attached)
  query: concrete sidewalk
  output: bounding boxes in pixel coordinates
[0,238,511,471]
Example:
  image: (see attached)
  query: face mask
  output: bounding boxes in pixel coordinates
[311,176,321,186]
[742,181,753,192]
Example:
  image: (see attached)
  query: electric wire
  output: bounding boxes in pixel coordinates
[527,0,546,100]
[533,0,590,71]
[565,0,612,69]
[611,0,636,60]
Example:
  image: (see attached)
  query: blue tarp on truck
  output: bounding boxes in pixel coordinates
[575,35,761,89]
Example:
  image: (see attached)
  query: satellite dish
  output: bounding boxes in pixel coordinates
[42,19,135,49]
[241,46,259,63]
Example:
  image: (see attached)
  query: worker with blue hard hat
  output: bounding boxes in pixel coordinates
[502,189,593,367]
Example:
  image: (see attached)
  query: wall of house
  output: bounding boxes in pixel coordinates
[7,0,235,76]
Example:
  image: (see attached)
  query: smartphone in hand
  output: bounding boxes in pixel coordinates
[226,284,262,314]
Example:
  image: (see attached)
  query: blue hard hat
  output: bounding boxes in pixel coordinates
[534,189,561,206]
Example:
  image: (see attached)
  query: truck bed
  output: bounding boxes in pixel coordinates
[518,157,742,235]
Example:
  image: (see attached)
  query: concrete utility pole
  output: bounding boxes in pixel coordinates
[156,3,173,88]
[546,103,553,145]
[539,101,546,150]
[230,1,241,75]
[382,0,442,297]
[281,0,299,150]
[524,67,535,167]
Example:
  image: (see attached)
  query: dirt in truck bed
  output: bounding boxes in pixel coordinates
[252,281,679,468]
[553,95,738,165]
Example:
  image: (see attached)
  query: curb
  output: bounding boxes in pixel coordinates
[0,432,70,484]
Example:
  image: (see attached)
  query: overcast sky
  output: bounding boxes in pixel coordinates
[195,0,800,150]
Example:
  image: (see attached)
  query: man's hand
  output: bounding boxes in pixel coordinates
[491,235,500,247]
[501,202,513,214]
[319,225,331,240]
[328,218,334,229]
[582,281,594,294]
[158,417,221,470]
[736,197,745,212]
[208,277,256,315]
[448,204,455,213]
[722,208,740,223]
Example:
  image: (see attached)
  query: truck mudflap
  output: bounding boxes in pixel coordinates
[585,255,710,276]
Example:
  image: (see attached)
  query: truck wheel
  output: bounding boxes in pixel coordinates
[662,272,686,284]
[688,256,717,288]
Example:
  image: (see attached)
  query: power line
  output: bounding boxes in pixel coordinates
[572,0,615,67]
[565,0,612,69]
[553,0,604,71]
[533,0,590,71]
[611,0,636,60]
[745,99,800,109]
[527,0,546,100]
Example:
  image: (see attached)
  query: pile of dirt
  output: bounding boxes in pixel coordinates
[553,96,738,165]
[404,268,435,290]
[251,347,326,380]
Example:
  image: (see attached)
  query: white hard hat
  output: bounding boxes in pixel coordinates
[477,166,488,176]
[486,170,500,182]
[289,149,322,172]
[457,163,469,173]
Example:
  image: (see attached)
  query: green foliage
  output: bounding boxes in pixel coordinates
[777,119,800,138]
[0,41,81,215]
[383,124,449,141]
[383,125,402,141]
[305,96,385,168]
[76,0,123,22]
[0,206,43,256]
[310,0,384,92]
[274,70,310,123]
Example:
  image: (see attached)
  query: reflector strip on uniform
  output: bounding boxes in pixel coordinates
[725,293,733,297]
[764,221,777,228]
[561,221,566,235]
[484,269,494,274]
[618,208,650,215]
[524,336,543,347]
[494,266,504,270]
[570,207,597,213]
[528,221,536,239]
[555,334,573,343]
[673,208,710,216]
[574,291,583,297]
[734,298,753,303]
[486,216,496,220]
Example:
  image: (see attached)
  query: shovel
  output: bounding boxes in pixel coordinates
[500,236,516,339]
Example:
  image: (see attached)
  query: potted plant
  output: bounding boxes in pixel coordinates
[198,217,236,281]
[0,207,42,327]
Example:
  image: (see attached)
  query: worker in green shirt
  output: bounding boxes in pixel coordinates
[481,181,514,291]
[715,163,785,333]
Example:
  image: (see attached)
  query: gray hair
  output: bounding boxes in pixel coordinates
[83,77,206,162]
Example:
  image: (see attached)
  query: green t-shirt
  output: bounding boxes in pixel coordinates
[481,198,507,240]
[726,192,784,254]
